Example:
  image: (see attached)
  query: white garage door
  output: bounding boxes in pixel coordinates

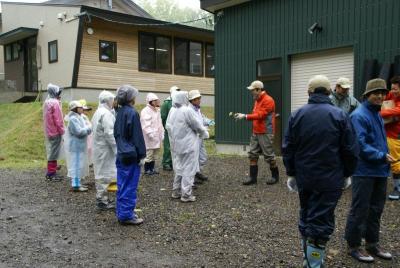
[290,47,354,112]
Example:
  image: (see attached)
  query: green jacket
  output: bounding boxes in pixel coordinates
[160,97,172,127]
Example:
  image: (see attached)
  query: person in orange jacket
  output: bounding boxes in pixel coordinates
[380,76,400,200]
[234,80,279,185]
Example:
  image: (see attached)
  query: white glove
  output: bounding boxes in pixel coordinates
[234,113,246,120]
[139,159,145,166]
[343,177,352,189]
[287,176,298,192]
[202,131,210,139]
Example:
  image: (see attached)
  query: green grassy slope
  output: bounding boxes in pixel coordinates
[0,102,215,169]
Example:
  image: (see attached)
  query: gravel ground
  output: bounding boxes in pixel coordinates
[0,156,399,267]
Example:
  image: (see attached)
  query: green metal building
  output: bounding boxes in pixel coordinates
[201,0,400,154]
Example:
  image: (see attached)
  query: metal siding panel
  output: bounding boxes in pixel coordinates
[215,0,400,144]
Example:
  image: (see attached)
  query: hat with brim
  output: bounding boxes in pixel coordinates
[247,80,264,90]
[363,78,389,95]
[69,100,84,111]
[188,90,201,100]
[336,77,351,89]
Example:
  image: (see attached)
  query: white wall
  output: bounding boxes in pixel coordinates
[2,3,81,90]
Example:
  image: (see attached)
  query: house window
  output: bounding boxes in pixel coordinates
[174,38,203,76]
[48,40,58,63]
[99,40,117,63]
[12,43,20,60]
[205,43,214,77]
[139,32,171,73]
[5,44,12,62]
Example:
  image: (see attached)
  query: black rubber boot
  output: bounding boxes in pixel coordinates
[144,162,151,175]
[267,167,279,185]
[243,165,258,185]
[195,172,208,181]
[150,161,159,174]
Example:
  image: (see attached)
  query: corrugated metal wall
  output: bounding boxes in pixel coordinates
[215,0,400,144]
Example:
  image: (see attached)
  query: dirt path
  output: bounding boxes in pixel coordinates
[1,157,399,267]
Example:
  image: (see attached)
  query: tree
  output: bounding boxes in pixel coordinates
[134,0,214,30]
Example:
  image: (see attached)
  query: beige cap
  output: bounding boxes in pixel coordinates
[363,78,388,96]
[308,75,331,93]
[247,80,264,90]
[188,90,201,100]
[336,77,351,89]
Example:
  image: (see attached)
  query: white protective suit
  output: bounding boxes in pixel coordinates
[166,91,209,198]
[91,91,117,202]
[189,102,209,169]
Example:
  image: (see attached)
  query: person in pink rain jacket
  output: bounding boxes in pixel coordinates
[43,83,64,181]
[140,93,164,175]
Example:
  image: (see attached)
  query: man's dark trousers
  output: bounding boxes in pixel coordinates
[298,189,342,242]
[345,176,387,247]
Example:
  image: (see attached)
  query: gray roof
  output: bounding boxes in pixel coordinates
[44,0,153,18]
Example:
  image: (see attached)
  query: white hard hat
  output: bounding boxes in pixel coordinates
[69,100,83,111]
[146,93,159,103]
[188,90,201,100]
[308,75,331,93]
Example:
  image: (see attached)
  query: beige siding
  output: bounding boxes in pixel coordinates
[2,3,81,90]
[78,19,214,95]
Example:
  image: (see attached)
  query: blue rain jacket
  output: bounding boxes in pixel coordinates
[350,101,390,177]
[114,105,146,163]
[282,93,359,191]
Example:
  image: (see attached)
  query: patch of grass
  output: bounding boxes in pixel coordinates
[0,102,218,169]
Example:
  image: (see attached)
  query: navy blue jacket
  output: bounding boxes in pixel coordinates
[350,101,390,177]
[282,94,359,191]
[114,105,146,163]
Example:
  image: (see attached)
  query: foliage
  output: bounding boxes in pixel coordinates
[134,0,214,30]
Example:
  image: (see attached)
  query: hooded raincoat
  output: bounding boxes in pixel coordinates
[140,94,164,150]
[65,111,92,185]
[92,91,117,201]
[166,92,209,197]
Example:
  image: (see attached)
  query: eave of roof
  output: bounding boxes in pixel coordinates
[81,5,214,37]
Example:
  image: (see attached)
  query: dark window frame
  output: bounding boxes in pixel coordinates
[205,42,214,78]
[174,38,204,77]
[48,40,58,63]
[12,43,20,61]
[138,31,172,74]
[99,40,117,63]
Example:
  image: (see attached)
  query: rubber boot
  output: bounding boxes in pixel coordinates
[267,167,279,185]
[243,165,258,185]
[302,237,307,268]
[389,173,400,200]
[304,240,325,268]
[144,162,152,175]
[151,161,159,174]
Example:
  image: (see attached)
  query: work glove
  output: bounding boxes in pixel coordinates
[201,131,210,139]
[208,119,215,126]
[138,158,145,166]
[343,177,352,190]
[287,176,298,192]
[234,113,246,120]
